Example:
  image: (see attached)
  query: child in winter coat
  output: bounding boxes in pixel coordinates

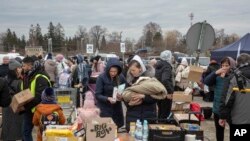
[32,87,66,141]
[75,91,100,128]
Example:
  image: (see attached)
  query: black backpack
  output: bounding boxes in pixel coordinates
[39,111,59,133]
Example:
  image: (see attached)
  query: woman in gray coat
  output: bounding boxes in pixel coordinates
[1,59,23,141]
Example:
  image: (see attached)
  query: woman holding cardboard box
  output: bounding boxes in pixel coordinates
[1,59,23,141]
[95,58,126,128]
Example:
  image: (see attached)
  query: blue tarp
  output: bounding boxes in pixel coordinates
[211,33,250,62]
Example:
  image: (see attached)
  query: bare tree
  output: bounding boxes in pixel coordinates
[76,26,89,41]
[76,26,89,52]
[143,22,162,49]
[164,30,182,50]
[143,22,162,36]
[89,25,107,52]
[108,31,121,42]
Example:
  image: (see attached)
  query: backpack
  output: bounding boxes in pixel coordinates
[39,112,60,133]
[58,71,71,88]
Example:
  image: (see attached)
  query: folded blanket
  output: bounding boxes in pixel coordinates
[122,77,167,102]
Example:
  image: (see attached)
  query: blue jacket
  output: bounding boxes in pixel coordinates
[95,58,126,128]
[204,71,225,115]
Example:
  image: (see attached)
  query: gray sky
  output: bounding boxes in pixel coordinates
[0,0,249,40]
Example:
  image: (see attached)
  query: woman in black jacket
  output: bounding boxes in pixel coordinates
[125,55,157,132]
[155,50,174,122]
[95,58,126,128]
[1,59,24,141]
[0,78,10,107]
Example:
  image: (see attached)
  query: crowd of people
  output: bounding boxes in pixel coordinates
[0,50,250,141]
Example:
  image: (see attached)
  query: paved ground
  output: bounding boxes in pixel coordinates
[193,96,229,141]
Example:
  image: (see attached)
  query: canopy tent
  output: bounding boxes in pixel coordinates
[211,33,250,62]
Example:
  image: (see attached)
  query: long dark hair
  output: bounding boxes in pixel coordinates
[7,69,18,80]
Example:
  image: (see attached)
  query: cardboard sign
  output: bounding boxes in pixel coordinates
[86,118,117,141]
[120,43,125,53]
[187,66,204,82]
[86,44,94,54]
[11,89,34,113]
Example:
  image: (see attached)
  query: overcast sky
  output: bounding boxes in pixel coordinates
[0,0,249,40]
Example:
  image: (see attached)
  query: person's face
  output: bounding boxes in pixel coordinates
[221,62,230,73]
[109,67,119,78]
[3,57,9,64]
[129,64,142,77]
[22,62,33,73]
[16,67,23,78]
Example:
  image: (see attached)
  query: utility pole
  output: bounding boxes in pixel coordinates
[81,38,84,54]
[189,13,194,27]
[120,31,123,42]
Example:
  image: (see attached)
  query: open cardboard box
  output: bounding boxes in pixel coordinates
[86,117,117,141]
[173,91,192,103]
[172,91,192,111]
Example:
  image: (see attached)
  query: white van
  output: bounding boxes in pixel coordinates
[178,56,210,69]
[98,53,119,63]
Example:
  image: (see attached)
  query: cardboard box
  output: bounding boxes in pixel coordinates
[187,66,204,82]
[171,102,188,111]
[44,136,84,141]
[86,117,117,141]
[173,91,192,103]
[174,114,199,124]
[148,124,184,141]
[149,124,180,130]
[10,89,34,113]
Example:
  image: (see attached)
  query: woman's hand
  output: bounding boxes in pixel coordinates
[128,93,145,106]
[131,93,145,100]
[116,94,123,101]
[216,68,227,76]
[107,97,116,104]
[219,119,226,127]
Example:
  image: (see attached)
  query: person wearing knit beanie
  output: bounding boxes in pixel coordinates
[33,87,65,141]
[41,87,56,104]
[9,59,22,70]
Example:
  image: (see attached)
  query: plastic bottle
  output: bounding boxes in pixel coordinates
[129,122,136,137]
[142,120,148,141]
[134,120,143,141]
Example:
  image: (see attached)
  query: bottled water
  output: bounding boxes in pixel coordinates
[142,120,148,141]
[134,120,143,141]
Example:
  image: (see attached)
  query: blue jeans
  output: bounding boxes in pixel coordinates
[23,112,34,141]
